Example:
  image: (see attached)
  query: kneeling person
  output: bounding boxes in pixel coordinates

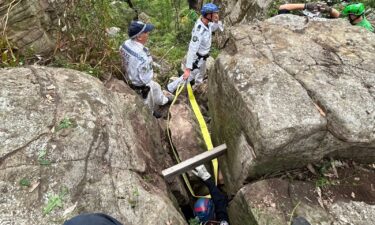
[120,21,173,118]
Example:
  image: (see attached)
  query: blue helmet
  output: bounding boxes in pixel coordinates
[128,20,154,39]
[194,198,215,222]
[201,3,220,17]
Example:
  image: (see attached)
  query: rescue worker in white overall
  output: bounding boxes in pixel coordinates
[119,21,172,118]
[167,3,223,93]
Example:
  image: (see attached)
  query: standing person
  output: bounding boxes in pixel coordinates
[120,20,173,118]
[167,3,224,93]
[341,3,374,32]
[191,165,230,225]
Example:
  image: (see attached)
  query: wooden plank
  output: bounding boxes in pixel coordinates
[162,144,227,179]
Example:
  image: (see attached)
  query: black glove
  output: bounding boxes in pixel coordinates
[304,2,319,12]
[317,3,333,14]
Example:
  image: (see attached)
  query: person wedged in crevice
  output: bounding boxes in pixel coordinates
[185,165,230,225]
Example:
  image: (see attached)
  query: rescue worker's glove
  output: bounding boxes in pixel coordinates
[304,2,319,12]
[192,165,211,181]
[317,3,332,14]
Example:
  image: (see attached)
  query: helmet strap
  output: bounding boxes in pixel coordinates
[204,13,213,22]
[349,14,363,25]
[201,15,211,26]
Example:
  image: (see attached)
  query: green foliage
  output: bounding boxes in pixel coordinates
[188,217,200,225]
[210,46,220,59]
[56,117,73,131]
[132,0,199,80]
[315,176,331,188]
[317,161,331,175]
[366,0,375,8]
[142,175,152,182]
[0,37,22,67]
[43,187,68,215]
[38,148,51,166]
[132,188,140,197]
[19,178,31,187]
[3,0,221,81]
[128,187,140,209]
[267,0,286,18]
[314,160,335,188]
[355,0,375,9]
[53,0,135,77]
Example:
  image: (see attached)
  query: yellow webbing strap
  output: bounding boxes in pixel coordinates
[186,83,218,185]
[167,82,218,198]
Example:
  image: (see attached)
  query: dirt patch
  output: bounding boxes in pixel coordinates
[325,165,375,205]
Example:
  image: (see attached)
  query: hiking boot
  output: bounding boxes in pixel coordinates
[165,76,179,94]
[152,110,162,119]
[165,84,173,94]
[291,217,311,225]
[163,90,175,105]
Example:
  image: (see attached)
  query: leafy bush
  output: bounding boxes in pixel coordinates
[0,37,18,67]
[50,0,199,80]
[2,0,218,81]
[19,178,31,187]
[52,0,135,77]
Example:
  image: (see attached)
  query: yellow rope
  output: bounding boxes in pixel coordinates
[167,82,218,198]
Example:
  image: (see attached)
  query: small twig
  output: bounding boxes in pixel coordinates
[114,65,127,84]
[94,51,108,69]
[1,0,22,63]
[288,201,301,225]
[159,45,175,63]
[2,0,21,36]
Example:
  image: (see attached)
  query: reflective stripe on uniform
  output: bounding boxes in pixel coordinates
[121,43,146,64]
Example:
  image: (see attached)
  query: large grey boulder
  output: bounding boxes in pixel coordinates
[169,95,206,162]
[208,15,375,194]
[228,178,375,225]
[0,67,186,225]
[217,0,274,25]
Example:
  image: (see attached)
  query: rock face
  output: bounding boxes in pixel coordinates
[169,95,206,162]
[208,15,375,194]
[228,178,375,225]
[0,67,186,225]
[0,0,63,54]
[217,0,274,25]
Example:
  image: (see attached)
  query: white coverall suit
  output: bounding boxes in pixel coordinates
[120,39,169,112]
[167,18,222,93]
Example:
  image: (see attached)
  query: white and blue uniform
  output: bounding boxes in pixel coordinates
[167,18,222,93]
[120,39,169,111]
